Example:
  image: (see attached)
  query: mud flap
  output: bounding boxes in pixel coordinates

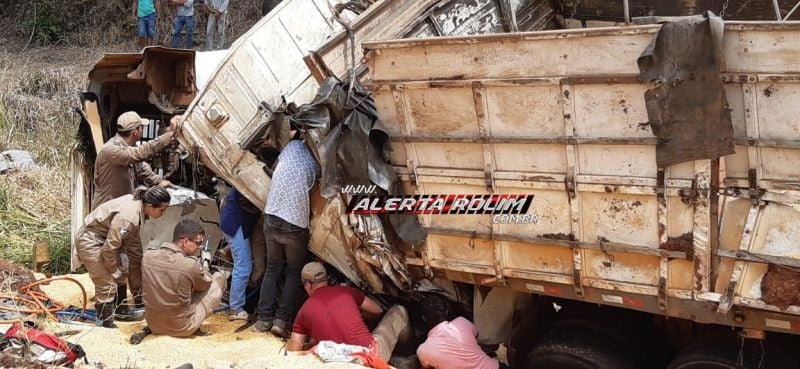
[474,286,533,345]
[637,12,735,168]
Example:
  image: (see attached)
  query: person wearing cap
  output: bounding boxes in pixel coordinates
[74,186,171,328]
[286,262,412,363]
[142,219,227,338]
[91,112,179,211]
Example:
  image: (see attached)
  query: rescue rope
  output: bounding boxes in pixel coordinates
[0,276,89,324]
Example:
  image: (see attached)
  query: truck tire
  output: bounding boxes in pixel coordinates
[262,0,283,16]
[668,331,798,369]
[525,326,648,369]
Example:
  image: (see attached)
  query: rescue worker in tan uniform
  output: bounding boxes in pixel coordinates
[74,186,171,328]
[92,112,182,309]
[142,219,227,338]
[91,111,179,210]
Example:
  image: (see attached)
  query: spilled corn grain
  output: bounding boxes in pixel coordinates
[23,274,368,369]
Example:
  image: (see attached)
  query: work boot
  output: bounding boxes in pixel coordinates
[116,285,129,306]
[95,302,117,328]
[132,288,145,309]
[270,318,290,339]
[115,285,144,322]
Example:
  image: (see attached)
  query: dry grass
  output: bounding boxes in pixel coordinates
[0,0,262,276]
[0,170,72,275]
[0,48,94,167]
[0,48,94,275]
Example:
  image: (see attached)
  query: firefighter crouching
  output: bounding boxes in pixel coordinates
[74,186,171,328]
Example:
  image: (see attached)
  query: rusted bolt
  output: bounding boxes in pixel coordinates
[207,105,227,125]
[733,309,745,323]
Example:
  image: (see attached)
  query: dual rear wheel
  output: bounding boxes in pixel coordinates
[524,324,797,369]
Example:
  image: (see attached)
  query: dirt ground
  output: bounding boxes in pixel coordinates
[2,273,366,369]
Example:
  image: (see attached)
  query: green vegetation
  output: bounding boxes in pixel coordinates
[0,0,261,275]
[0,179,72,275]
[0,54,82,275]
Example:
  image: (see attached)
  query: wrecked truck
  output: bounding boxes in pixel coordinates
[72,0,800,368]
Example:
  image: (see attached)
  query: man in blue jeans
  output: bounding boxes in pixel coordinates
[254,134,320,339]
[134,0,157,49]
[219,188,258,320]
[171,0,194,49]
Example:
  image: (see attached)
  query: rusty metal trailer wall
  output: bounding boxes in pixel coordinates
[173,0,800,335]
[363,22,800,335]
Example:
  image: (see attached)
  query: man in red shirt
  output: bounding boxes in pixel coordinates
[287,262,411,362]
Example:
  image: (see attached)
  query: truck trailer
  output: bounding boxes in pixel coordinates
[73,1,800,368]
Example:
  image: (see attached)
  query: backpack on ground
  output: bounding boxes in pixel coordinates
[0,322,87,367]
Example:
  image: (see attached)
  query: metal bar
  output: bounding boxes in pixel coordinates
[302,52,333,84]
[564,75,643,84]
[709,159,722,295]
[426,227,688,259]
[725,178,800,191]
[362,25,661,50]
[773,0,783,21]
[390,136,658,145]
[396,167,700,191]
[528,72,800,86]
[429,259,495,276]
[623,0,631,25]
[721,74,792,84]
[717,205,761,314]
[390,87,423,190]
[471,83,497,193]
[717,249,800,269]
[723,21,800,30]
[368,75,644,89]
[504,269,573,285]
[693,160,713,293]
[733,137,800,149]
[783,1,800,20]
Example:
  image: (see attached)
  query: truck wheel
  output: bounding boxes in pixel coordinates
[262,0,283,16]
[525,326,647,369]
[668,331,798,369]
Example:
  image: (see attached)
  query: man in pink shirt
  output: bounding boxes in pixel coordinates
[416,296,509,369]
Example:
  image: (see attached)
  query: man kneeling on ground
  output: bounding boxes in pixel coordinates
[417,295,510,369]
[142,219,227,337]
[287,262,411,362]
